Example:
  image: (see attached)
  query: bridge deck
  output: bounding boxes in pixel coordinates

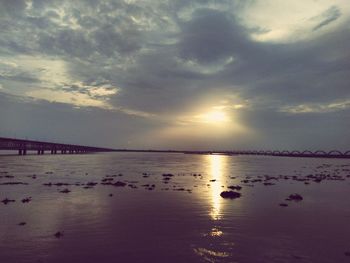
[1,137,349,158]
[183,151,350,159]
[0,137,114,155]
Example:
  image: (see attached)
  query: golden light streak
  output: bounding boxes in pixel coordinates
[208,154,227,220]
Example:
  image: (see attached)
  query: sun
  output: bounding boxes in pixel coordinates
[200,110,229,124]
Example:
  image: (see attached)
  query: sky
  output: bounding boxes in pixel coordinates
[0,0,350,151]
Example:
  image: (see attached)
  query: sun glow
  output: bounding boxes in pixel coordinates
[200,110,229,124]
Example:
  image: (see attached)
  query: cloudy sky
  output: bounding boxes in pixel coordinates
[0,0,349,151]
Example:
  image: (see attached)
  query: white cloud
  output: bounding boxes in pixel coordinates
[176,56,234,74]
[239,0,350,42]
[0,55,120,109]
[26,89,108,108]
[281,100,350,113]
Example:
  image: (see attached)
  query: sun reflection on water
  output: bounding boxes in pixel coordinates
[208,154,228,220]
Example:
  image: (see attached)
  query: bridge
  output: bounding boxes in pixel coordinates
[0,137,114,155]
[0,137,349,159]
[184,150,350,159]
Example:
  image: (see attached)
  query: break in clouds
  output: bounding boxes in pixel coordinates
[0,0,350,150]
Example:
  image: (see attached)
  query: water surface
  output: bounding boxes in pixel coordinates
[0,152,350,262]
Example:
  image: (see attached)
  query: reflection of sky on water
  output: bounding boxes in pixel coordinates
[1,153,350,263]
[207,154,228,221]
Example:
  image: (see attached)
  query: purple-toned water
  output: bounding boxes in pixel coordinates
[0,152,350,263]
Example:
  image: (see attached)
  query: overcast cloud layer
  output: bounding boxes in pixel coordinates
[0,0,350,151]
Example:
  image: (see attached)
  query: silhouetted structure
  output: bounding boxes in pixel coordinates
[0,137,114,155]
[1,137,349,158]
[184,150,350,159]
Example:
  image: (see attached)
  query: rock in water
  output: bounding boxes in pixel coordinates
[220,191,241,199]
[54,231,63,238]
[227,185,242,191]
[1,198,15,205]
[162,173,174,177]
[287,194,303,201]
[113,181,126,187]
[21,197,32,203]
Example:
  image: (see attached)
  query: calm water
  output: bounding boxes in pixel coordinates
[0,152,350,263]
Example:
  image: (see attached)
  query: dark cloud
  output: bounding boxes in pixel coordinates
[178,8,247,63]
[93,25,143,56]
[38,29,94,58]
[0,0,27,17]
[0,0,349,150]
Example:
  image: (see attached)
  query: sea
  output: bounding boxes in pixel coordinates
[0,152,349,263]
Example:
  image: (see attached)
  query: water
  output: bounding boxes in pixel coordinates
[0,152,349,263]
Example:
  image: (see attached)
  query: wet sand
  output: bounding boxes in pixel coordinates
[0,152,350,263]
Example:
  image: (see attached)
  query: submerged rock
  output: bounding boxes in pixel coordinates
[21,197,32,203]
[286,193,303,201]
[54,231,63,238]
[1,198,15,205]
[59,188,71,193]
[345,251,350,257]
[113,181,126,187]
[279,203,288,207]
[220,191,241,199]
[101,178,114,182]
[174,188,185,191]
[227,185,242,191]
[18,222,26,226]
[162,173,174,177]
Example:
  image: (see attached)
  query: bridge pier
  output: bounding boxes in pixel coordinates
[18,149,27,155]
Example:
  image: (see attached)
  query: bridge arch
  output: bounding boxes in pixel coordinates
[302,150,313,155]
[273,151,281,155]
[281,150,290,155]
[328,150,343,155]
[291,151,301,155]
[314,150,327,155]
[344,151,350,155]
